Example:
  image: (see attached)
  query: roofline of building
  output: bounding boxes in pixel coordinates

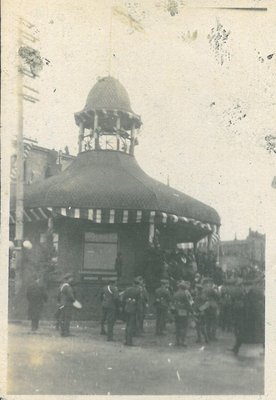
[31,144,76,159]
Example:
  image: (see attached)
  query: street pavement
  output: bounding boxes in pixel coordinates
[7,321,264,395]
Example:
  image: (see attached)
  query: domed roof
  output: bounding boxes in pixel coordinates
[85,76,133,113]
[12,151,220,243]
[75,76,141,130]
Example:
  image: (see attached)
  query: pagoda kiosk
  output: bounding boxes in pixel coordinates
[10,76,220,319]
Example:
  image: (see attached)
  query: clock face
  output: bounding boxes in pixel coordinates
[98,135,115,150]
[81,131,131,152]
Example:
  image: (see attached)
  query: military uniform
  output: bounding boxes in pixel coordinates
[101,282,120,341]
[154,280,171,335]
[58,274,75,337]
[172,282,192,346]
[136,278,149,336]
[123,280,141,346]
[26,278,48,331]
[204,285,219,341]
[193,286,209,344]
[231,283,265,354]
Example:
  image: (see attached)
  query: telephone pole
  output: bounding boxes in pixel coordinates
[14,17,41,296]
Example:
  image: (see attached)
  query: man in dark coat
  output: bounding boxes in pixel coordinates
[154,279,171,336]
[122,278,141,346]
[171,281,193,346]
[58,273,76,337]
[193,285,209,344]
[202,278,219,341]
[136,277,149,336]
[231,281,265,354]
[26,275,48,332]
[101,279,120,341]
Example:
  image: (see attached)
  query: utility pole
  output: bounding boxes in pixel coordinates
[14,18,25,296]
[14,17,41,297]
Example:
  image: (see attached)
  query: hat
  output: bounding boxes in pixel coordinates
[64,273,73,281]
[160,279,169,284]
[107,277,117,284]
[178,280,188,289]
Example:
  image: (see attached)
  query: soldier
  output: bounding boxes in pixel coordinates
[101,279,120,341]
[26,275,48,332]
[136,276,149,336]
[230,280,264,355]
[154,279,171,336]
[122,277,141,346]
[171,281,193,347]
[193,285,209,344]
[58,273,76,337]
[203,278,219,341]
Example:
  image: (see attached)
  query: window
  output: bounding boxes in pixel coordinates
[83,232,118,272]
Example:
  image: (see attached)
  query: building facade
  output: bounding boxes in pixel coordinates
[220,229,265,272]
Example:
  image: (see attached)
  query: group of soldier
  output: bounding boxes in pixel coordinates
[26,267,265,354]
[99,274,224,347]
[100,272,265,352]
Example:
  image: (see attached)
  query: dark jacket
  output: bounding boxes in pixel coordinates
[239,287,265,344]
[101,284,120,310]
[155,286,171,309]
[172,288,193,317]
[123,286,141,314]
[58,282,75,306]
[27,282,48,308]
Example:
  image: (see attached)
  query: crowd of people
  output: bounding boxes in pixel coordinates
[98,270,264,352]
[25,247,265,355]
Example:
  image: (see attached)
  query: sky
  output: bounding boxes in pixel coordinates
[2,0,276,241]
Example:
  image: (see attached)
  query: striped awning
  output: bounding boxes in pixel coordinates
[9,206,217,233]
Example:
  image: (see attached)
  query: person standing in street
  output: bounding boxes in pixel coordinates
[122,277,141,346]
[136,276,149,336]
[193,285,209,344]
[203,278,219,341]
[26,275,48,332]
[101,279,120,341]
[171,281,193,347]
[230,280,265,355]
[58,273,76,337]
[154,279,171,336]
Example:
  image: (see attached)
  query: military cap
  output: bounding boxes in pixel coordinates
[160,279,169,284]
[178,280,189,289]
[63,273,73,280]
[107,277,117,284]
